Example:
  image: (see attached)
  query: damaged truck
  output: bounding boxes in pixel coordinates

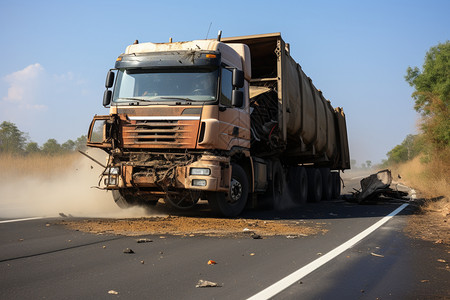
[86,32,350,216]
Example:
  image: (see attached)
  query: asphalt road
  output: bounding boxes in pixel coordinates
[1,175,449,299]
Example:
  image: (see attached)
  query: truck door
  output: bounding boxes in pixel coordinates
[218,66,250,150]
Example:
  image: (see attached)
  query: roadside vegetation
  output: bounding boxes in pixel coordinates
[382,41,449,243]
[383,40,449,198]
[0,121,85,178]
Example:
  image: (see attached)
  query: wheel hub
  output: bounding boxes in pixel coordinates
[229,178,242,203]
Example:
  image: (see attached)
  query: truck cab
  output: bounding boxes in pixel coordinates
[87,38,253,216]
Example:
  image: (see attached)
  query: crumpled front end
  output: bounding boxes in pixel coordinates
[101,153,231,194]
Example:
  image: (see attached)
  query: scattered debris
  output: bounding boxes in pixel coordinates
[434,239,444,244]
[350,169,411,203]
[286,235,298,239]
[196,280,221,288]
[251,234,262,239]
[250,253,255,256]
[207,260,217,265]
[102,246,106,249]
[370,252,384,258]
[136,238,153,243]
[123,248,134,254]
[108,290,119,295]
[437,259,446,263]
[421,280,430,283]
[60,216,325,238]
[18,238,24,242]
[140,260,145,264]
[243,228,251,232]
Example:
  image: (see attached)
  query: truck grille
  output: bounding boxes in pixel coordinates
[122,117,199,148]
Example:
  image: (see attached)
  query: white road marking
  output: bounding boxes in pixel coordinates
[247,203,409,300]
[0,217,45,224]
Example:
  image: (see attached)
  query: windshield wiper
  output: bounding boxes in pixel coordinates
[159,97,195,105]
[160,97,193,102]
[118,97,154,102]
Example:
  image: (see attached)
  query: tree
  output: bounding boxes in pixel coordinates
[0,121,27,153]
[41,139,62,155]
[386,134,424,164]
[25,142,41,154]
[62,139,76,152]
[366,160,372,169]
[74,135,87,151]
[405,41,450,148]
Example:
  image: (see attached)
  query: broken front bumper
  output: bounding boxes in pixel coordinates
[102,155,231,193]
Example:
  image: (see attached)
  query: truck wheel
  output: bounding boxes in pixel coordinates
[112,190,158,209]
[307,168,322,202]
[320,168,332,201]
[331,172,341,199]
[272,161,285,209]
[112,190,133,209]
[288,166,307,204]
[207,164,248,217]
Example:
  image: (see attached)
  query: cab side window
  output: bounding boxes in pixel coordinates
[220,67,233,106]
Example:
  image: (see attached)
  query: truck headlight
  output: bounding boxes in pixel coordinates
[190,168,211,176]
[192,179,207,187]
[105,167,120,175]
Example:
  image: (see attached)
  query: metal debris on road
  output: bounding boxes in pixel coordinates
[370,252,384,258]
[196,280,221,288]
[349,169,411,203]
[123,248,134,254]
[136,238,153,243]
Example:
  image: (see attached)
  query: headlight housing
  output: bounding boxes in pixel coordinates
[189,168,211,176]
[192,179,207,186]
[105,167,120,175]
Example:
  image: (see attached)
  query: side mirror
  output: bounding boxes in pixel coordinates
[103,90,112,107]
[232,69,244,88]
[232,90,243,107]
[105,71,115,88]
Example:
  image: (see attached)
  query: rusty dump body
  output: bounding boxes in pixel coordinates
[87,33,350,216]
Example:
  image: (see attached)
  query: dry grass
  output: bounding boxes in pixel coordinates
[390,154,450,245]
[0,153,79,180]
[390,154,450,200]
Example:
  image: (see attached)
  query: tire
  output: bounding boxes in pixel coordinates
[112,189,158,209]
[288,166,308,204]
[331,171,341,199]
[207,163,248,217]
[112,190,133,209]
[271,160,285,209]
[320,168,332,201]
[307,168,322,202]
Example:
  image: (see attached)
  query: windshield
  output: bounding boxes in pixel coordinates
[112,69,218,104]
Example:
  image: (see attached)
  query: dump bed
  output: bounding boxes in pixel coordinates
[223,33,350,169]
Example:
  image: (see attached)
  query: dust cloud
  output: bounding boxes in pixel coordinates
[0,149,150,219]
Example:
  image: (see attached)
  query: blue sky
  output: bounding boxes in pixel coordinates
[1,0,449,164]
